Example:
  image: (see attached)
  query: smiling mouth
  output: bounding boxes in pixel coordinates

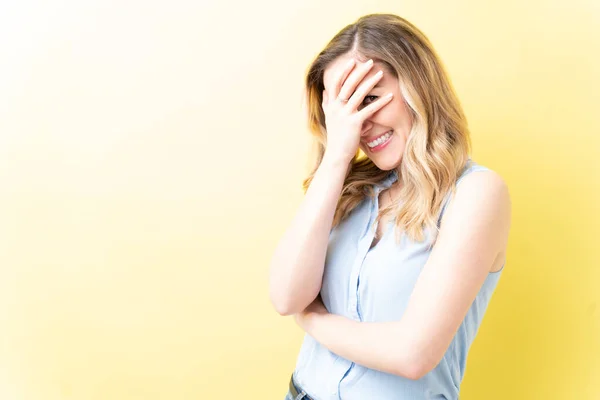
[365,130,393,148]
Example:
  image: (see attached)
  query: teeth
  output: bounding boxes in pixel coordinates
[367,131,392,148]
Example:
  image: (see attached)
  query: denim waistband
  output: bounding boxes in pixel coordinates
[289,373,315,400]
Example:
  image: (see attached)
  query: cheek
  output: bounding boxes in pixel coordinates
[375,101,404,125]
[389,100,412,126]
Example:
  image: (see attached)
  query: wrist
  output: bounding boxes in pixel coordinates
[322,153,353,172]
[303,308,325,334]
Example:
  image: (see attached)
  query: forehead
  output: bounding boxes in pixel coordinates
[323,53,389,90]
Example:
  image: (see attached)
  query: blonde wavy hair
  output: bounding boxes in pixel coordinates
[302,13,472,245]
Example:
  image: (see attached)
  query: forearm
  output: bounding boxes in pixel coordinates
[269,154,351,316]
[304,312,422,380]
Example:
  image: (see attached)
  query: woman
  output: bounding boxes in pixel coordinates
[269,13,511,400]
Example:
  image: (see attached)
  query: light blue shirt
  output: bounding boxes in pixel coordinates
[292,158,504,400]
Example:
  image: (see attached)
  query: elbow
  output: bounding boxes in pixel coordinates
[269,272,294,316]
[392,347,431,381]
[270,297,295,316]
[270,291,319,316]
[269,289,302,316]
[405,363,429,381]
[393,360,425,381]
[391,330,444,380]
[269,278,318,316]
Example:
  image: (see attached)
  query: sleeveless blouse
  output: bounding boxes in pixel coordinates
[291,158,504,399]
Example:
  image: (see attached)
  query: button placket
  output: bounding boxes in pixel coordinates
[348,185,381,321]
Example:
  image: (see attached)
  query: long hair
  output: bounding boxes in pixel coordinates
[302,13,472,244]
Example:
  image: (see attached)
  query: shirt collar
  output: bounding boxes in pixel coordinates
[375,169,399,193]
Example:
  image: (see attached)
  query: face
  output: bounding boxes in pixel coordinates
[322,53,413,172]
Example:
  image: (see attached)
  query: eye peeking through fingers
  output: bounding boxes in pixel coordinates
[361,95,379,107]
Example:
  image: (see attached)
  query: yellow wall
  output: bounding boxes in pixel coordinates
[1,1,598,399]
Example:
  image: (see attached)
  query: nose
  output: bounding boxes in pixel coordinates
[361,120,374,136]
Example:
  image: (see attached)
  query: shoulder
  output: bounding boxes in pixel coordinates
[442,165,511,218]
[458,167,509,198]
[440,168,512,251]
[449,167,511,218]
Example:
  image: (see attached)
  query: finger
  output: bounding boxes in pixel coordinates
[357,92,394,119]
[346,69,384,111]
[338,59,374,102]
[331,58,356,101]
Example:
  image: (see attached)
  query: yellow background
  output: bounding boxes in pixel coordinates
[1,1,598,399]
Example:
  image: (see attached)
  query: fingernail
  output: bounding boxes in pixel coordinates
[367,59,373,65]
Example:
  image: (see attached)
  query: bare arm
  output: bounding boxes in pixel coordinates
[294,171,511,379]
[269,56,394,316]
[268,155,349,316]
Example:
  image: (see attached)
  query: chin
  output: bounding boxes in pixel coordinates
[379,163,401,171]
[366,151,403,171]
